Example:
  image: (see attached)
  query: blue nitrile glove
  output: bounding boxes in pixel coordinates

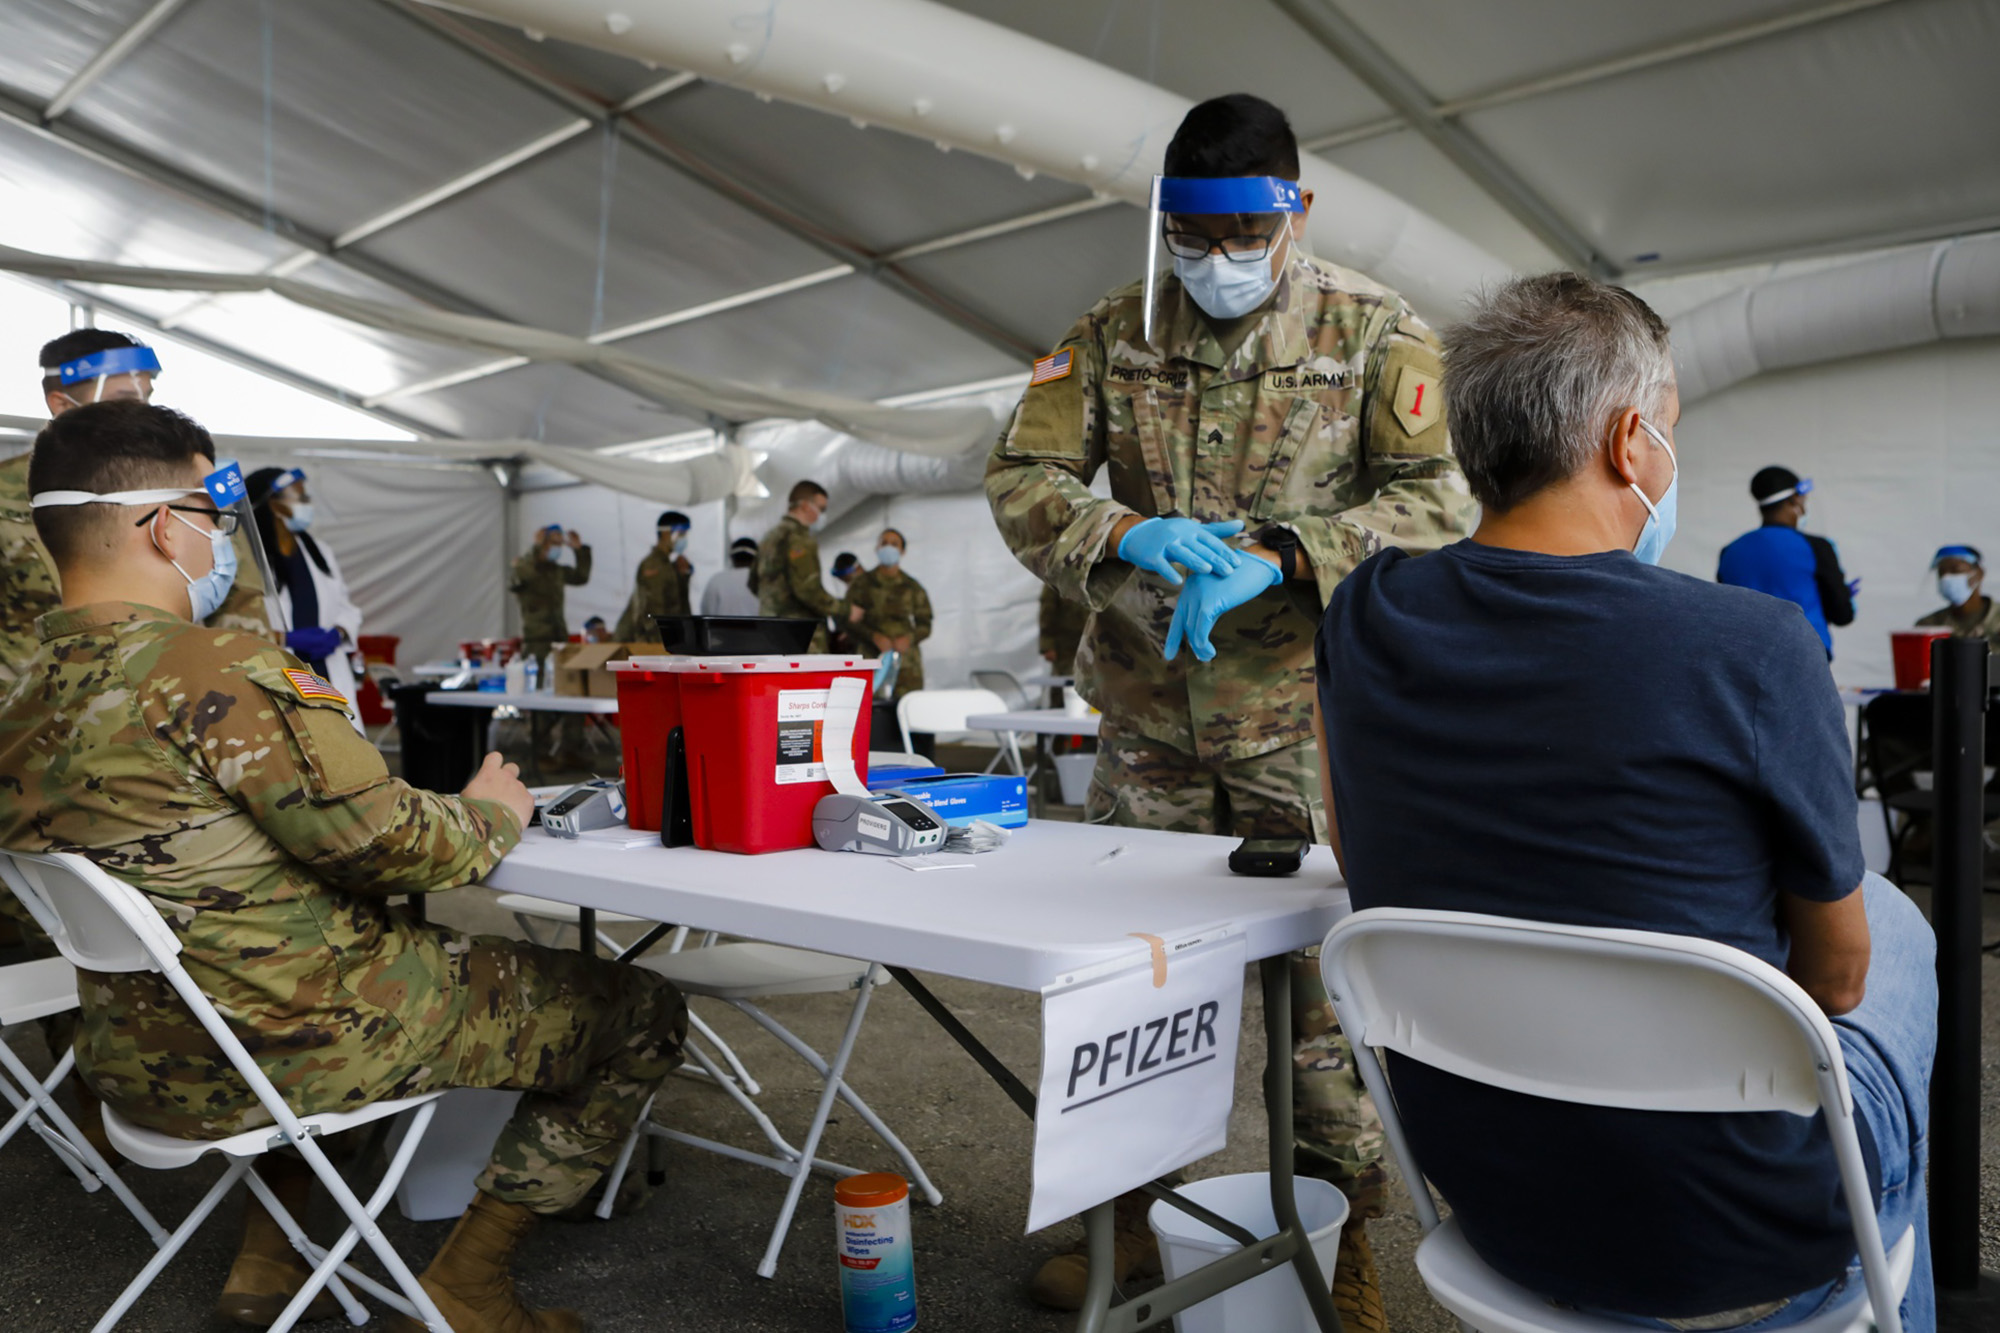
[285,626,344,661]
[1117,517,1246,585]
[1165,555,1283,662]
[1847,578,1863,598]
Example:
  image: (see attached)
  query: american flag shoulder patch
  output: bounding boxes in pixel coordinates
[1029,348,1075,386]
[282,668,348,706]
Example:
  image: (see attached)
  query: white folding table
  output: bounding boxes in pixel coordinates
[428,691,620,715]
[483,820,1350,1333]
[967,708,1102,782]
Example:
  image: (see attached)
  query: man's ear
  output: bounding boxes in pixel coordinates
[1603,407,1647,487]
[43,388,71,417]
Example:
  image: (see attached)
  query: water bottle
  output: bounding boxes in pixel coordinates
[523,655,540,693]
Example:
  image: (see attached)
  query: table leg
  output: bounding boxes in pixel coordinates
[578,908,597,957]
[1262,954,1343,1333]
[1074,1199,1118,1333]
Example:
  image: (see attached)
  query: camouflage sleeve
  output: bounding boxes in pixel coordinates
[912,580,932,644]
[846,570,879,638]
[1284,307,1477,606]
[670,563,692,617]
[185,646,522,894]
[508,554,531,594]
[564,545,593,587]
[983,312,1138,613]
[786,535,847,620]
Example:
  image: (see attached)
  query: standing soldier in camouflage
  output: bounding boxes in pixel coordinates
[986,94,1477,1325]
[1039,582,1088,677]
[753,480,860,652]
[0,401,686,1332]
[613,509,693,642]
[848,528,933,699]
[511,523,592,766]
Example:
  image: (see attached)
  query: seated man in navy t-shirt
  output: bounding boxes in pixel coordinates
[1314,273,1935,1331]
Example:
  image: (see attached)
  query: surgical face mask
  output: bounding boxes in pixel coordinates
[667,531,689,556]
[282,502,313,533]
[1629,418,1679,566]
[1939,572,1977,606]
[1173,250,1279,321]
[550,543,576,568]
[876,545,902,567]
[158,508,238,622]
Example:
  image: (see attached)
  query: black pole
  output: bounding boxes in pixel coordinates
[1929,635,1988,1296]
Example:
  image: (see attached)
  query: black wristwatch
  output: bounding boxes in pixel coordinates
[1255,524,1300,582]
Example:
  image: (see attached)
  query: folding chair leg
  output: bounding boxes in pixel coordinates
[0,1041,168,1243]
[93,1158,251,1332]
[754,976,877,1279]
[240,1167,370,1327]
[512,913,552,948]
[594,1092,658,1222]
[732,999,942,1207]
[688,1009,761,1095]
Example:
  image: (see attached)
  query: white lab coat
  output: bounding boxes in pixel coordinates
[274,532,366,734]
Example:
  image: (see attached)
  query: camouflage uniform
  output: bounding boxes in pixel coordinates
[848,566,933,698]
[0,449,274,944]
[986,254,1479,1218]
[752,515,849,653]
[0,603,686,1213]
[1039,583,1088,676]
[1917,596,2000,651]
[509,544,592,672]
[612,548,690,643]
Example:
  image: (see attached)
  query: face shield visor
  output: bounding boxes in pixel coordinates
[1143,175,1308,344]
[56,345,162,406]
[203,459,285,631]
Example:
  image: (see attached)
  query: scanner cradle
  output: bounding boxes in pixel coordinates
[813,792,946,856]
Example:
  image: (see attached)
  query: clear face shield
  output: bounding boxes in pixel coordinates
[56,344,161,407]
[1142,175,1308,345]
[203,459,285,631]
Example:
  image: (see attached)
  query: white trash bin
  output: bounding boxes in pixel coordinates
[1053,752,1096,806]
[1147,1174,1347,1333]
[388,1088,523,1221]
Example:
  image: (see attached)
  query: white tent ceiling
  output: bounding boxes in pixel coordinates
[0,0,1995,449]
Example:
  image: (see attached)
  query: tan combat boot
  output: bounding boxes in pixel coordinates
[1028,1189,1162,1312]
[215,1155,340,1327]
[389,1192,584,1333]
[1332,1221,1388,1333]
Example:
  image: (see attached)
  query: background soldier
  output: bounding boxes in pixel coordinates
[510,523,592,766]
[0,401,686,1331]
[847,528,932,699]
[613,509,692,641]
[986,93,1477,1326]
[753,480,859,652]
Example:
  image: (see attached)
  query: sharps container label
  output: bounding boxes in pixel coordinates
[836,1173,916,1333]
[775,688,830,785]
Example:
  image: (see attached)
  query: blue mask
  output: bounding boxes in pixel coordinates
[876,545,902,567]
[164,509,239,621]
[1629,418,1679,566]
[1173,252,1278,320]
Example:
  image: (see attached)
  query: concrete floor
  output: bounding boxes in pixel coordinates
[6,843,2000,1330]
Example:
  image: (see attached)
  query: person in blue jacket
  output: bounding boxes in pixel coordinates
[1717,466,1856,657]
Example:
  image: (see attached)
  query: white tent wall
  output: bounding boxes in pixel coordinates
[511,483,729,640]
[1638,263,2000,690]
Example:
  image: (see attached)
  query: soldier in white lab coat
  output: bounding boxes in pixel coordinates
[248,467,367,734]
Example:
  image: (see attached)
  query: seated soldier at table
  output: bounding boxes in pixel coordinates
[0,400,687,1333]
[1314,274,1936,1331]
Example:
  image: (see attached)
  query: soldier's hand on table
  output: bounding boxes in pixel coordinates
[1164,555,1282,662]
[1117,516,1246,585]
[871,633,893,652]
[463,751,535,829]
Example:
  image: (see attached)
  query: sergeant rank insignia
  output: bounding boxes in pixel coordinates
[282,668,349,706]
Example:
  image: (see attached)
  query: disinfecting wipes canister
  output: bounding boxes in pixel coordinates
[836,1173,916,1333]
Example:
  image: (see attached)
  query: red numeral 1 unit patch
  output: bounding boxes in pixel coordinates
[1392,366,1441,437]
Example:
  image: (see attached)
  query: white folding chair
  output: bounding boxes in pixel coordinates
[490,892,761,1095]
[896,687,1022,774]
[596,943,942,1278]
[970,669,1032,712]
[1320,908,1916,1333]
[0,851,453,1333]
[0,952,168,1246]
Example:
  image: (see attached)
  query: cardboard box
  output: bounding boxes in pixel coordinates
[551,643,656,698]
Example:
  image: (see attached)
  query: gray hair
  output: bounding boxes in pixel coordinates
[1440,273,1673,512]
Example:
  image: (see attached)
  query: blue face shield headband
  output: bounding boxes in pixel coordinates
[1145,176,1306,340]
[56,345,162,387]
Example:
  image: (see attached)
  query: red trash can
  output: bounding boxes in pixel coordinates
[612,659,685,834]
[1890,629,1953,690]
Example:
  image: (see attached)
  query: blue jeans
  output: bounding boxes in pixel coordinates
[1593,875,1937,1332]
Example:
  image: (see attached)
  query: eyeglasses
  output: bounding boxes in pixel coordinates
[1161,216,1288,263]
[135,504,238,536]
